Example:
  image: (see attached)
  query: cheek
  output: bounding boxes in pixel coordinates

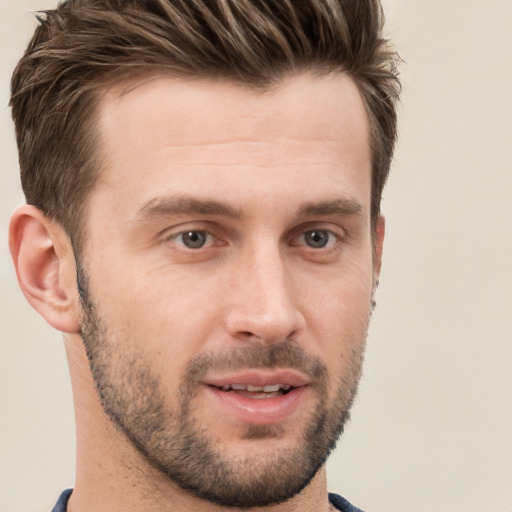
[303,257,374,319]
[94,268,222,376]
[301,261,374,358]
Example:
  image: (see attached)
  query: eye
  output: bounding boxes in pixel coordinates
[171,230,214,249]
[299,229,338,249]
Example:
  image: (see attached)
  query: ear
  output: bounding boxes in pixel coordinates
[9,205,81,333]
[373,215,385,280]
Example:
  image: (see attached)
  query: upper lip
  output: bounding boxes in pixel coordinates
[203,370,310,390]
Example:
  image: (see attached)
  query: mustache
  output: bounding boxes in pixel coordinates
[182,340,327,385]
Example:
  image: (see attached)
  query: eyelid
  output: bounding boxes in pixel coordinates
[301,230,337,247]
[161,224,221,248]
[159,221,346,251]
[169,230,215,248]
[290,223,347,248]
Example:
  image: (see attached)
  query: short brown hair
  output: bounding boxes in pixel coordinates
[10,0,400,249]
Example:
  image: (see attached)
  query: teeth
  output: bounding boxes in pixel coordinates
[219,384,292,392]
[246,384,263,392]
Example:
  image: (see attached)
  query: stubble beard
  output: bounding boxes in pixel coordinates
[76,264,368,508]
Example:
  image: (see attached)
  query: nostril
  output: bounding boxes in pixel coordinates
[225,303,305,345]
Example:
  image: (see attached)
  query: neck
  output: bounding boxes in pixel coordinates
[64,335,332,512]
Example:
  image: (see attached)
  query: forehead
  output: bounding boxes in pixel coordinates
[98,72,369,153]
[87,72,371,227]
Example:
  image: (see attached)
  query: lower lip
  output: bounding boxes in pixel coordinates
[204,385,308,425]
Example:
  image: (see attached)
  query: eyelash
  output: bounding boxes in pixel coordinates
[166,229,218,249]
[294,229,341,249]
[163,225,345,251]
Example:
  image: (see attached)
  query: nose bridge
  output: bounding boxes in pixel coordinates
[225,238,304,343]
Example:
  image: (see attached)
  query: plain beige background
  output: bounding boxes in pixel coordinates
[1,1,511,511]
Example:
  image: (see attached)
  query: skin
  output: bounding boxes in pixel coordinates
[9,72,384,512]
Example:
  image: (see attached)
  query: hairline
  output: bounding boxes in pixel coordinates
[70,66,382,254]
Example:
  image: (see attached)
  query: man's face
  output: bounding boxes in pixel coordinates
[78,73,381,507]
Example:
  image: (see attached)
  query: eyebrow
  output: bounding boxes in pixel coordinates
[135,195,364,224]
[136,195,244,221]
[296,198,365,219]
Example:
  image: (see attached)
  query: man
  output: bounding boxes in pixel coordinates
[8,1,400,511]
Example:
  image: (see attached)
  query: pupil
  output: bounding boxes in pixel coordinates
[306,230,329,248]
[183,231,206,248]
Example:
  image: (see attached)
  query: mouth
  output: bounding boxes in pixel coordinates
[210,383,295,399]
[202,371,310,424]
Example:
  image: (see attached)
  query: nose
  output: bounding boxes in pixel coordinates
[223,243,306,344]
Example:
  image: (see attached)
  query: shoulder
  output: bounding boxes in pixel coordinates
[51,489,72,512]
[329,492,365,512]
[51,489,363,511]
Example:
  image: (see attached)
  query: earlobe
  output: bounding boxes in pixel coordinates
[9,205,81,334]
